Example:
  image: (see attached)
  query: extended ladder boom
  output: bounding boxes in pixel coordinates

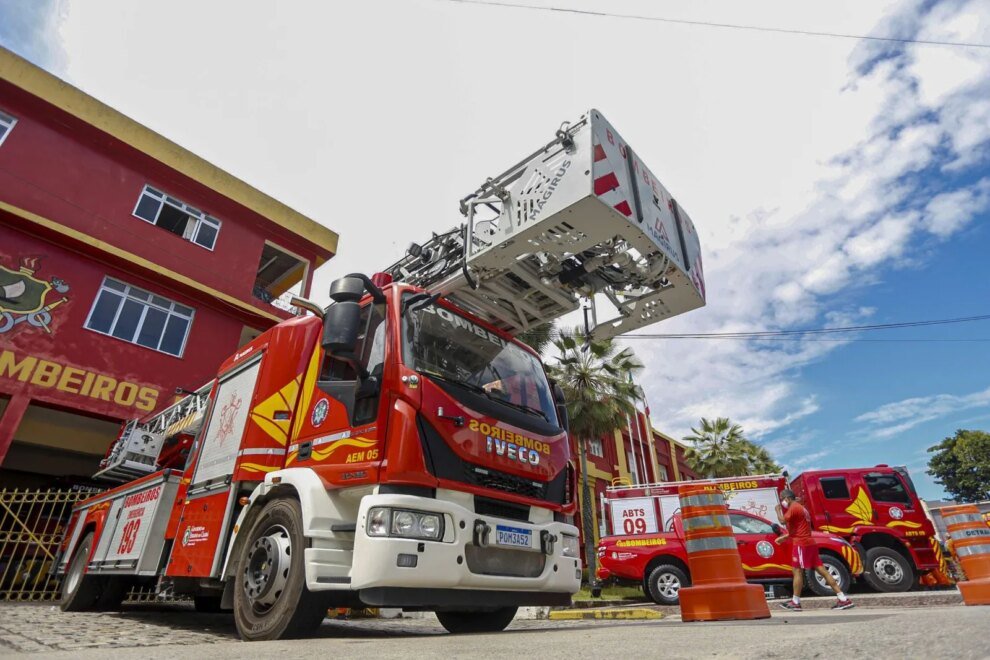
[386,109,706,338]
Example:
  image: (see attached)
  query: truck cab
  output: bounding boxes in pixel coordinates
[790,465,939,592]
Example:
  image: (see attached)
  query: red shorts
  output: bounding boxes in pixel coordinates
[791,543,823,569]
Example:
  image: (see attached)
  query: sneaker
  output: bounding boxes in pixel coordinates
[831,599,855,610]
[779,600,803,611]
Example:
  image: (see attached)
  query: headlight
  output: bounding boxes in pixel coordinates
[561,534,580,558]
[365,507,444,541]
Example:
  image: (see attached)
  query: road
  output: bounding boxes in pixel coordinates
[0,603,986,659]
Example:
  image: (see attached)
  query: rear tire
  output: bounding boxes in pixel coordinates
[863,547,914,593]
[232,497,330,641]
[646,564,690,605]
[60,532,101,612]
[806,554,851,597]
[436,607,517,633]
[95,577,131,611]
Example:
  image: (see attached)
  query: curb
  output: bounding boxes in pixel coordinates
[548,607,664,621]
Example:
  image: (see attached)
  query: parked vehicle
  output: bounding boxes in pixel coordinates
[596,509,863,604]
[54,110,708,640]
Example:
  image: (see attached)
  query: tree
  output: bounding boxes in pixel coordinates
[547,330,642,585]
[682,417,781,478]
[517,322,557,356]
[927,429,990,502]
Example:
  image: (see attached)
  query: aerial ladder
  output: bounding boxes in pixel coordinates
[385,108,705,339]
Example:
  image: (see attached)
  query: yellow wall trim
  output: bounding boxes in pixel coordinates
[0,47,338,256]
[1,199,281,323]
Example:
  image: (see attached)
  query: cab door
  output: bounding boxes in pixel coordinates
[729,511,790,579]
[809,473,865,533]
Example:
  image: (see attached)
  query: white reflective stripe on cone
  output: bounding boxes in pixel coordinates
[682,514,731,531]
[944,512,985,526]
[681,493,725,507]
[955,543,990,557]
[685,536,738,553]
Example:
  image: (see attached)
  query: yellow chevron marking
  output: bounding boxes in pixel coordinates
[250,375,301,446]
[742,563,791,572]
[239,463,280,474]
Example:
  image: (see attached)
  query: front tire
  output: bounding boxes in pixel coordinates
[863,547,914,592]
[436,607,517,633]
[232,497,330,641]
[646,564,690,605]
[806,554,851,597]
[60,532,101,612]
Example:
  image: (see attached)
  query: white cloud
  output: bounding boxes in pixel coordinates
[855,386,990,438]
[45,0,990,448]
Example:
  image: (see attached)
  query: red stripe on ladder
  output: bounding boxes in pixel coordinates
[594,172,620,195]
[614,201,633,217]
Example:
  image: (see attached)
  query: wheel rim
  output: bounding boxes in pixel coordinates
[655,573,681,599]
[242,524,292,612]
[815,563,842,589]
[65,543,88,596]
[873,556,903,584]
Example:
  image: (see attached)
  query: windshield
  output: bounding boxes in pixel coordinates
[403,300,559,428]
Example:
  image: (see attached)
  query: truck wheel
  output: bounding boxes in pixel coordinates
[95,577,131,611]
[436,607,517,633]
[806,554,851,597]
[60,532,101,612]
[233,497,331,641]
[863,547,914,592]
[646,564,689,605]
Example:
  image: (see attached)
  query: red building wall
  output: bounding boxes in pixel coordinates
[0,227,240,420]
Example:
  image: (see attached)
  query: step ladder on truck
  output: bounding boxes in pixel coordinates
[54,109,707,641]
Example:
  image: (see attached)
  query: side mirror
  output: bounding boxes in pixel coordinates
[322,301,361,356]
[550,381,569,432]
[771,523,782,535]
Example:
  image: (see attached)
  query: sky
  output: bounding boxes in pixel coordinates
[2,0,989,499]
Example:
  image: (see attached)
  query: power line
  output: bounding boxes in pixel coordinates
[442,0,990,50]
[623,313,990,339]
[618,337,990,343]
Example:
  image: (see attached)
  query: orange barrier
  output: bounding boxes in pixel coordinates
[676,484,770,621]
[943,504,990,605]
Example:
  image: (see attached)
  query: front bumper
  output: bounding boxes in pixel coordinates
[332,492,580,604]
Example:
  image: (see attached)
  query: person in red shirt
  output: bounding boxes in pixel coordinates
[775,489,854,611]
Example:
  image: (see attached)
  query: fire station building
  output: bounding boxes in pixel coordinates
[0,47,338,487]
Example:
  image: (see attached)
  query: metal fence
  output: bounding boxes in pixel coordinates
[0,487,97,602]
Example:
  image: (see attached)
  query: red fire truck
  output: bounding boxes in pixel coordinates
[599,467,944,597]
[54,110,707,640]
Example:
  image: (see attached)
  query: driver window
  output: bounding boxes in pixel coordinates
[730,514,774,535]
[320,303,385,381]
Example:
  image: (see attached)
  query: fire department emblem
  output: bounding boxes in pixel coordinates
[889,506,904,520]
[756,540,774,558]
[0,256,70,334]
[311,399,329,427]
[215,392,243,445]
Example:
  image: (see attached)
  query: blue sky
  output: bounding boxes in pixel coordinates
[2,0,988,499]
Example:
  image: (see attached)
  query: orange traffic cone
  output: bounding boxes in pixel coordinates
[942,504,990,605]
[676,484,770,622]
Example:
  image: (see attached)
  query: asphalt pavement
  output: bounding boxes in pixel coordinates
[1,601,986,659]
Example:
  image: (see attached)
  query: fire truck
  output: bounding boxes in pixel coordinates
[54,110,706,640]
[599,466,944,596]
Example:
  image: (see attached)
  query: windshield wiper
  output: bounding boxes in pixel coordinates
[489,397,551,422]
[421,371,552,423]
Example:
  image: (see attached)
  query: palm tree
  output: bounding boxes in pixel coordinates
[547,330,643,585]
[517,322,557,356]
[682,417,782,477]
[682,417,750,478]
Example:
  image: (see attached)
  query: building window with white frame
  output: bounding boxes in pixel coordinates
[132,185,221,250]
[85,278,194,357]
[0,109,17,147]
[588,437,604,458]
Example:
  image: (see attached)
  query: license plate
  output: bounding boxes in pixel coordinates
[495,525,532,549]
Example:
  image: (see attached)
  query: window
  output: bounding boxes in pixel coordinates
[865,473,911,505]
[254,243,308,306]
[319,302,387,425]
[0,109,16,147]
[85,278,194,357]
[730,513,774,535]
[820,477,850,500]
[627,450,640,484]
[132,185,221,250]
[656,465,669,481]
[588,437,604,458]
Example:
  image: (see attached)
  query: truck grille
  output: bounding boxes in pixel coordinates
[464,465,548,500]
[475,496,531,522]
[465,545,546,578]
